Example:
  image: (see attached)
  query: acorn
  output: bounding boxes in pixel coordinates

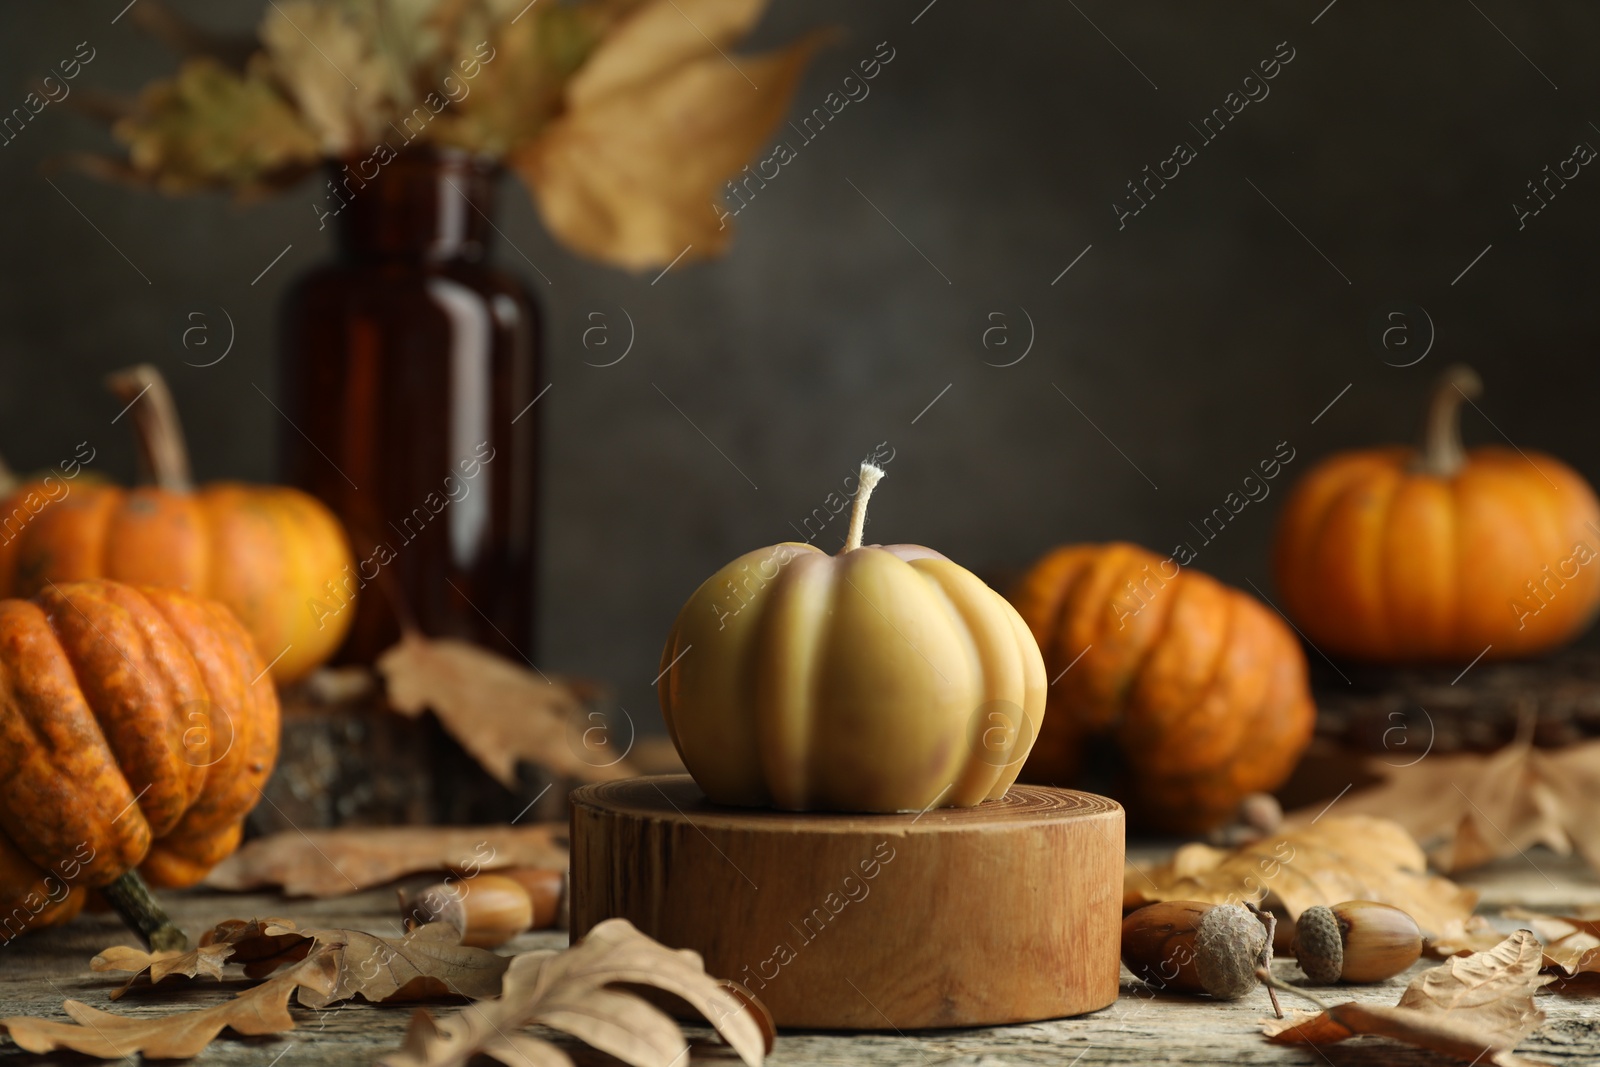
[1121,900,1272,1000]
[1293,900,1422,984]
[400,867,566,948]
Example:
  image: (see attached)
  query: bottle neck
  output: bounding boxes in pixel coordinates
[328,148,498,263]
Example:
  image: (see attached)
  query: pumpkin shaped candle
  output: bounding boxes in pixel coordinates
[1274,365,1600,662]
[657,463,1047,813]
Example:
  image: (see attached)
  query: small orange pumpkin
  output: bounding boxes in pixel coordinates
[1009,542,1314,833]
[1273,365,1600,662]
[0,365,354,683]
[0,579,279,947]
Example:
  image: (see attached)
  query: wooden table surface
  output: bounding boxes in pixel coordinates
[1,849,1597,1066]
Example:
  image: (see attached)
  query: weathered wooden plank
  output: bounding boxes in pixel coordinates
[0,852,1595,1065]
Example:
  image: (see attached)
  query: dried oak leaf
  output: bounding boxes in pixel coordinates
[0,951,339,1059]
[1266,931,1554,1067]
[1294,735,1600,876]
[1125,814,1477,937]
[1502,909,1600,979]
[205,823,567,898]
[91,943,234,999]
[111,56,321,194]
[1430,914,1512,958]
[378,918,769,1067]
[3,918,510,1059]
[378,632,636,788]
[513,0,826,270]
[227,921,511,1009]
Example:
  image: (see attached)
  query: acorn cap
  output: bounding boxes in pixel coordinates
[1295,904,1344,984]
[1195,903,1267,999]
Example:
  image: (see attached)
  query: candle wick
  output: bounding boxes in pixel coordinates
[841,462,885,553]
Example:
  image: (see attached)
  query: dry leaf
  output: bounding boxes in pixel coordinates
[377,918,769,1067]
[515,0,825,269]
[0,951,338,1059]
[1266,931,1554,1066]
[91,943,233,999]
[1125,815,1477,936]
[432,2,604,156]
[258,1,399,154]
[205,823,567,897]
[1294,735,1600,875]
[1502,909,1600,978]
[378,632,636,788]
[6,918,510,1058]
[112,56,321,193]
[1431,914,1513,958]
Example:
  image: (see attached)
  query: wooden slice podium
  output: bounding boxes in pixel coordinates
[570,775,1124,1030]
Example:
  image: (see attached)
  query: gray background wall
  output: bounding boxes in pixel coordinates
[3,1,1599,714]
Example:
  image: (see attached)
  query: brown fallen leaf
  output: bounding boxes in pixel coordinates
[1125,815,1477,937]
[1292,734,1600,875]
[377,918,770,1067]
[1502,909,1600,979]
[515,0,826,270]
[1430,914,1511,958]
[204,823,567,898]
[91,943,233,999]
[8,919,510,1059]
[0,951,338,1059]
[1265,931,1554,1066]
[378,632,636,788]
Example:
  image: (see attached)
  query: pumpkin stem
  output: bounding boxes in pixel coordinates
[105,364,195,493]
[101,869,189,952]
[841,462,885,553]
[0,452,15,497]
[1411,364,1482,478]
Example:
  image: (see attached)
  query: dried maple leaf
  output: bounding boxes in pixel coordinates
[1293,736,1600,875]
[377,918,769,1067]
[1265,931,1554,1066]
[112,56,321,193]
[204,823,567,898]
[378,632,636,788]
[514,0,825,270]
[1125,815,1477,936]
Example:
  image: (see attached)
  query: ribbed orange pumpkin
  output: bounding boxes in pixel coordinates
[1009,542,1314,833]
[1274,365,1600,662]
[0,366,354,683]
[0,579,278,946]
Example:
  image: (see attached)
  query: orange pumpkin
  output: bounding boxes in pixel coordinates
[1274,365,1600,662]
[0,365,354,683]
[0,579,279,947]
[1009,542,1314,833]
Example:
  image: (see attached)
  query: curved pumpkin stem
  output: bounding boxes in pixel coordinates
[100,869,189,952]
[841,462,885,554]
[1410,364,1482,478]
[106,364,195,493]
[0,452,16,497]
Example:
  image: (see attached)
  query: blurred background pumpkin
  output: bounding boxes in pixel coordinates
[1009,542,1314,833]
[0,365,354,683]
[1273,365,1600,664]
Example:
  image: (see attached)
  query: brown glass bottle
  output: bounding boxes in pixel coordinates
[278,148,539,665]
